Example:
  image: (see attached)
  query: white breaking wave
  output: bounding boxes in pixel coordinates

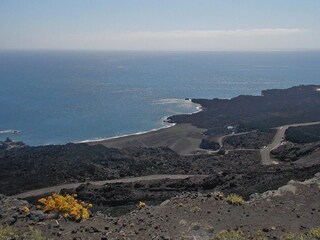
[195,105,203,113]
[152,98,192,105]
[76,122,176,143]
[0,129,20,134]
[153,98,202,114]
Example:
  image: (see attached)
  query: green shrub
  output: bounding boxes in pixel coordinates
[224,194,245,205]
[213,229,245,240]
[308,227,320,239]
[280,232,308,240]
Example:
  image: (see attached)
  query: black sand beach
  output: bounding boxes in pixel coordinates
[87,124,206,155]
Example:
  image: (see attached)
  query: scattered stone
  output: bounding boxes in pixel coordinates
[6,217,17,225]
[191,222,201,231]
[205,226,215,234]
[88,227,100,233]
[161,200,170,206]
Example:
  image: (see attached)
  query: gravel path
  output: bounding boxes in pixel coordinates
[13,174,206,199]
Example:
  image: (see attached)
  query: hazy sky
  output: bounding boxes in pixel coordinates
[1,0,320,51]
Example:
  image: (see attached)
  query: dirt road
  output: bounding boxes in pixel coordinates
[260,121,320,165]
[13,174,206,199]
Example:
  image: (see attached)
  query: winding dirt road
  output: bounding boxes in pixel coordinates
[13,174,207,199]
[260,121,320,165]
[203,131,255,154]
[12,122,320,198]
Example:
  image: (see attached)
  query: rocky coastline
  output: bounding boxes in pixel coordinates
[1,85,320,239]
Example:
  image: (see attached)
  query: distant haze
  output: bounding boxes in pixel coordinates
[0,0,320,51]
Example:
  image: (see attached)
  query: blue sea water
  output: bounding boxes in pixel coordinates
[0,50,320,146]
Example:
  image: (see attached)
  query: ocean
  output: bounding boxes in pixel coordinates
[1,50,320,146]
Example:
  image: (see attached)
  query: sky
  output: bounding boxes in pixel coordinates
[0,0,320,51]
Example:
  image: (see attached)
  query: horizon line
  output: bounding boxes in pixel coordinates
[1,48,320,53]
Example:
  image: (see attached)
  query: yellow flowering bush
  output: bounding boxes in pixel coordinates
[138,201,146,208]
[22,206,30,213]
[224,193,245,205]
[38,193,92,221]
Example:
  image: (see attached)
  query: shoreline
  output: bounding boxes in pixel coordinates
[1,99,203,148]
[76,99,203,145]
[83,99,205,155]
[87,123,206,155]
[76,122,177,144]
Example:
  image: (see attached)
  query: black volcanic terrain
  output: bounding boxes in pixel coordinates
[0,144,261,195]
[1,85,320,239]
[168,85,320,136]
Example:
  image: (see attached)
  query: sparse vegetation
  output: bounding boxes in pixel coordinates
[308,227,320,239]
[0,226,50,240]
[0,225,18,240]
[278,227,320,240]
[23,227,51,240]
[213,229,245,240]
[280,232,308,240]
[211,228,320,240]
[255,230,267,240]
[38,193,92,221]
[190,205,201,213]
[224,193,245,205]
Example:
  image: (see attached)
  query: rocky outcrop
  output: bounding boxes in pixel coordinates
[271,141,320,164]
[168,85,320,136]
